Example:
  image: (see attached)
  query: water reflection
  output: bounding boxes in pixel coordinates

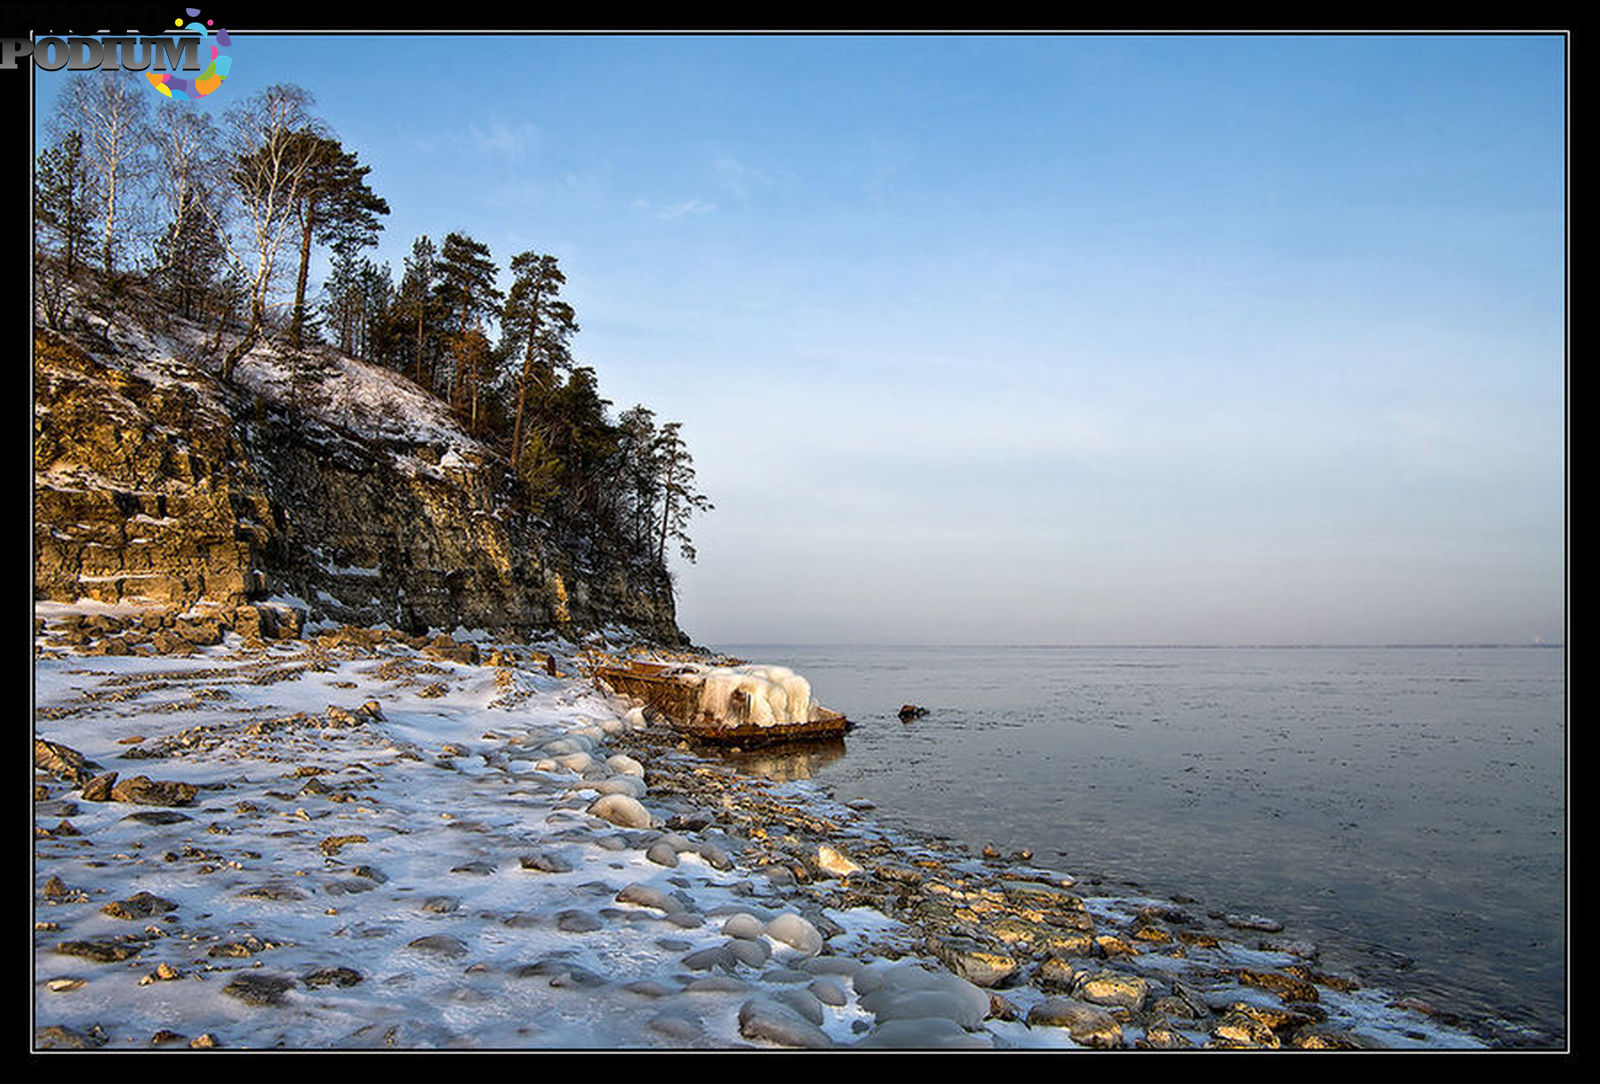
[708,739,848,782]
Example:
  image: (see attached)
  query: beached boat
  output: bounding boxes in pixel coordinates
[594,660,851,747]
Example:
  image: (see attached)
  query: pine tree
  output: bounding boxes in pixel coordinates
[501,251,578,474]
[322,250,393,360]
[34,130,92,274]
[614,405,663,557]
[147,108,229,320]
[396,235,446,388]
[286,133,390,348]
[435,231,503,335]
[444,326,497,433]
[434,232,503,411]
[151,204,227,321]
[654,421,713,567]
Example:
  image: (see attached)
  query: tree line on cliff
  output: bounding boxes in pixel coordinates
[33,76,712,578]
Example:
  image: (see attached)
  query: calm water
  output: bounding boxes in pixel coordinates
[713,644,1568,1046]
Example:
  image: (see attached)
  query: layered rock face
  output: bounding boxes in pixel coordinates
[33,329,683,645]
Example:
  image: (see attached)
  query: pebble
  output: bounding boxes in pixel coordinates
[857,1018,993,1049]
[808,977,848,1006]
[649,1009,704,1041]
[588,793,652,829]
[645,841,679,867]
[519,851,574,873]
[737,996,834,1049]
[763,912,823,956]
[722,912,766,940]
[607,753,645,777]
[616,883,679,914]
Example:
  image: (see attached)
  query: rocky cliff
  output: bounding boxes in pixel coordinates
[32,322,685,646]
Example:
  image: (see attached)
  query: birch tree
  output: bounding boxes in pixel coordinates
[51,72,152,276]
[217,83,325,381]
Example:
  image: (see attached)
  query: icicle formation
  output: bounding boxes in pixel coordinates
[687,663,813,728]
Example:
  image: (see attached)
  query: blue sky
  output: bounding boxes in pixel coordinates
[33,32,1567,646]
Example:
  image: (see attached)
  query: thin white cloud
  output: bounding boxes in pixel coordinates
[709,149,792,200]
[466,119,539,159]
[632,197,718,221]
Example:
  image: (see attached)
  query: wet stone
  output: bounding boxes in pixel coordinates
[407,934,468,958]
[1026,996,1125,1048]
[1291,1026,1373,1050]
[1138,1022,1197,1049]
[1223,913,1285,933]
[555,910,603,933]
[648,1011,704,1041]
[111,775,198,806]
[34,738,102,787]
[1073,970,1152,1010]
[36,1024,107,1049]
[54,938,144,963]
[235,883,308,902]
[925,932,1018,988]
[82,773,117,802]
[1231,968,1320,1003]
[303,966,364,988]
[520,851,574,873]
[514,960,607,988]
[323,878,379,895]
[1210,1005,1283,1049]
[223,972,296,1006]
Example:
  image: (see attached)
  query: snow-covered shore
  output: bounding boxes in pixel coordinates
[32,628,1489,1051]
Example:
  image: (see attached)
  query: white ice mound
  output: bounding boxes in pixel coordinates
[683,663,813,728]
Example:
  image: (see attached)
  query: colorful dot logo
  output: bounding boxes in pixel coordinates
[146,9,232,100]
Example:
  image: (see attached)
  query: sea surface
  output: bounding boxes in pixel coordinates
[710,644,1568,1047]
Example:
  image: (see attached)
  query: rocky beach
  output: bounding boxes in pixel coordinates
[32,613,1495,1052]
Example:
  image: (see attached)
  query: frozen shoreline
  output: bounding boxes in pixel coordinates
[33,629,1493,1051]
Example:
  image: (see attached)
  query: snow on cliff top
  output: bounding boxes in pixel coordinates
[39,291,482,463]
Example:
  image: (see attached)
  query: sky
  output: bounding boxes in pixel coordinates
[29,31,1567,647]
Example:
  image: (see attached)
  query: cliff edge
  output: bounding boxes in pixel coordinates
[32,317,685,647]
